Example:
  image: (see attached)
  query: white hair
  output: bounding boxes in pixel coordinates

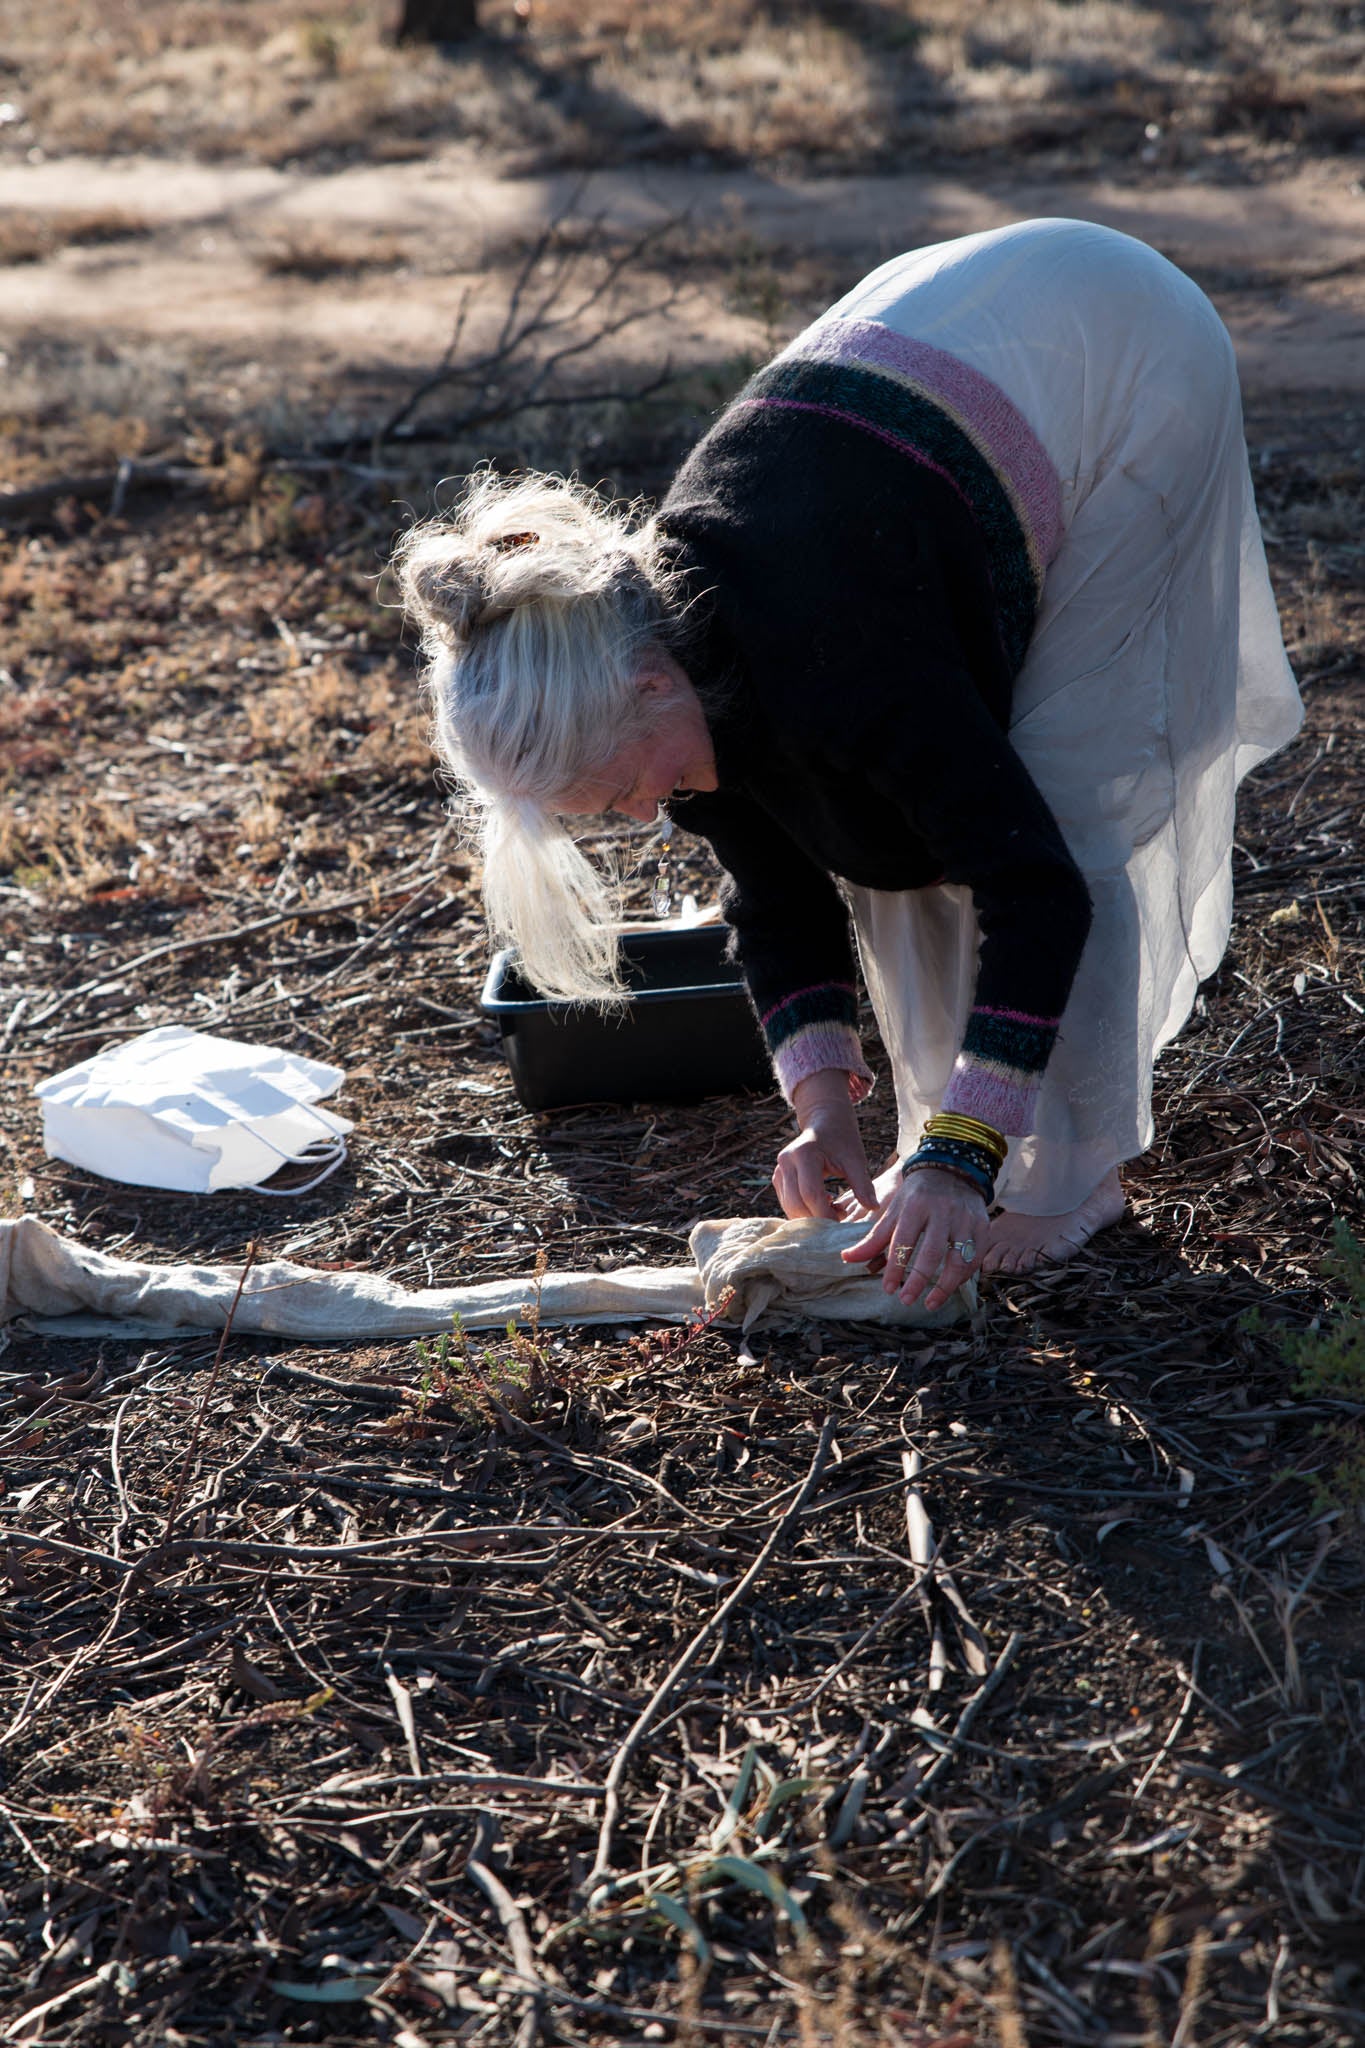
[393,469,683,1001]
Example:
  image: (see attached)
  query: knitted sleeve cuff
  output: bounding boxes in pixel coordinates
[761,983,874,1107]
[773,1026,875,1107]
[939,1004,1059,1136]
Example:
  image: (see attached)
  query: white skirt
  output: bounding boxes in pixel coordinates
[827,219,1303,1213]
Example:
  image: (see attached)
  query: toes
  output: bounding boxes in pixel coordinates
[981,1205,1120,1277]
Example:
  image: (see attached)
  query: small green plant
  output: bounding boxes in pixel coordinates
[550,1743,823,1967]
[1285,1220,1365,1398]
[405,1257,556,1428]
[1283,1220,1365,1513]
[412,1317,464,1417]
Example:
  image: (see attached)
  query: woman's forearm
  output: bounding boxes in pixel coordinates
[791,1067,856,1124]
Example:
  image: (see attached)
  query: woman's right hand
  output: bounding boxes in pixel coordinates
[772,1071,878,1220]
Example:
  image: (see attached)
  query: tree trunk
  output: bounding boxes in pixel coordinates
[393,0,479,45]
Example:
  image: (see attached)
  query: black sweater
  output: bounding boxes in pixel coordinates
[657,349,1092,1135]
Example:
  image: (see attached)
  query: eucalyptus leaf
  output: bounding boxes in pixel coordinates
[756,1775,822,1838]
[710,1741,758,1851]
[270,1977,386,2003]
[647,1889,713,1964]
[704,1854,808,1935]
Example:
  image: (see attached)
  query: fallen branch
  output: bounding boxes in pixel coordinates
[898,1631,1025,1843]
[158,1243,257,1555]
[384,1660,426,1778]
[585,1414,837,1896]
[0,1528,134,1579]
[1175,1762,1365,1847]
[16,878,441,1031]
[262,1360,432,1405]
[0,453,412,529]
[467,1811,545,2048]
[284,1768,607,1803]
[3,1967,110,2043]
[159,1531,557,1567]
[903,1446,990,1679]
[1131,1644,1204,1802]
[0,462,212,525]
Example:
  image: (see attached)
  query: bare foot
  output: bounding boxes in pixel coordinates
[981,1168,1126,1277]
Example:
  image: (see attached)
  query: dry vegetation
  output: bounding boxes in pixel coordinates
[2,3,1365,2045]
[1,0,1364,174]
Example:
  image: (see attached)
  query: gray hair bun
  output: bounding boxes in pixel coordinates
[395,471,670,654]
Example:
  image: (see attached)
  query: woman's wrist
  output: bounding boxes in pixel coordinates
[791,1068,856,1122]
[901,1155,994,1204]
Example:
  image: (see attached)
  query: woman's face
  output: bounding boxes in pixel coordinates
[554,671,717,823]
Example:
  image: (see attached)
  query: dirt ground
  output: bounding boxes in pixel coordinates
[2,5,1365,2045]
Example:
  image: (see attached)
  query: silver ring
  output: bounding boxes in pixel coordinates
[953,1238,976,1262]
[893,1245,912,1268]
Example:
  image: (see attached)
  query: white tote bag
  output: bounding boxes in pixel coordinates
[35,1026,352,1195]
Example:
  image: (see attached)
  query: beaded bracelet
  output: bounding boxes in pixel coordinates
[906,1134,997,1179]
[901,1140,995,1205]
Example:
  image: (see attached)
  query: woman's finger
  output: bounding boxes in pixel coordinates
[798,1107,876,1214]
[898,1224,982,1309]
[836,1154,878,1213]
[902,1245,966,1310]
[845,1178,933,1266]
[795,1153,841,1219]
[893,1222,945,1303]
[884,1211,939,1294]
[773,1145,836,1221]
[790,1186,837,1222]
[842,1201,901,1264]
[771,1157,811,1221]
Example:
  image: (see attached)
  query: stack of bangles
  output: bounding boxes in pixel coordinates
[900,1112,1008,1207]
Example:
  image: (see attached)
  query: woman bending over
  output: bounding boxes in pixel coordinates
[395,217,1302,1312]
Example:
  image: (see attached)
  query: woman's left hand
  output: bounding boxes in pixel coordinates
[840,1165,987,1312]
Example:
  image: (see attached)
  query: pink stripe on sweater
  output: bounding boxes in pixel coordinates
[973,1003,1061,1027]
[760,980,857,1028]
[797,318,1063,570]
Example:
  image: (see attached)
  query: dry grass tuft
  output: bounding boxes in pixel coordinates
[0,207,151,265]
[248,226,412,280]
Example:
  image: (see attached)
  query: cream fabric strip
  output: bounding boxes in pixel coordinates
[0,1215,970,1342]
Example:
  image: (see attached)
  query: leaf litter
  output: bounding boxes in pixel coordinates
[0,387,1362,2048]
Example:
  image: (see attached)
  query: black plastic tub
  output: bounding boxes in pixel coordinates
[479,925,771,1110]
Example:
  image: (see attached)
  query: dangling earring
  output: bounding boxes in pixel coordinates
[651,815,675,918]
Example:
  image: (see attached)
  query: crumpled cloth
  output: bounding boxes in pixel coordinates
[0,1215,970,1341]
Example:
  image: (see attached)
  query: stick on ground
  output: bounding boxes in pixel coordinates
[586,1414,837,1897]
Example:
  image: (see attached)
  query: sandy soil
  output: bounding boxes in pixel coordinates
[4,150,1365,396]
